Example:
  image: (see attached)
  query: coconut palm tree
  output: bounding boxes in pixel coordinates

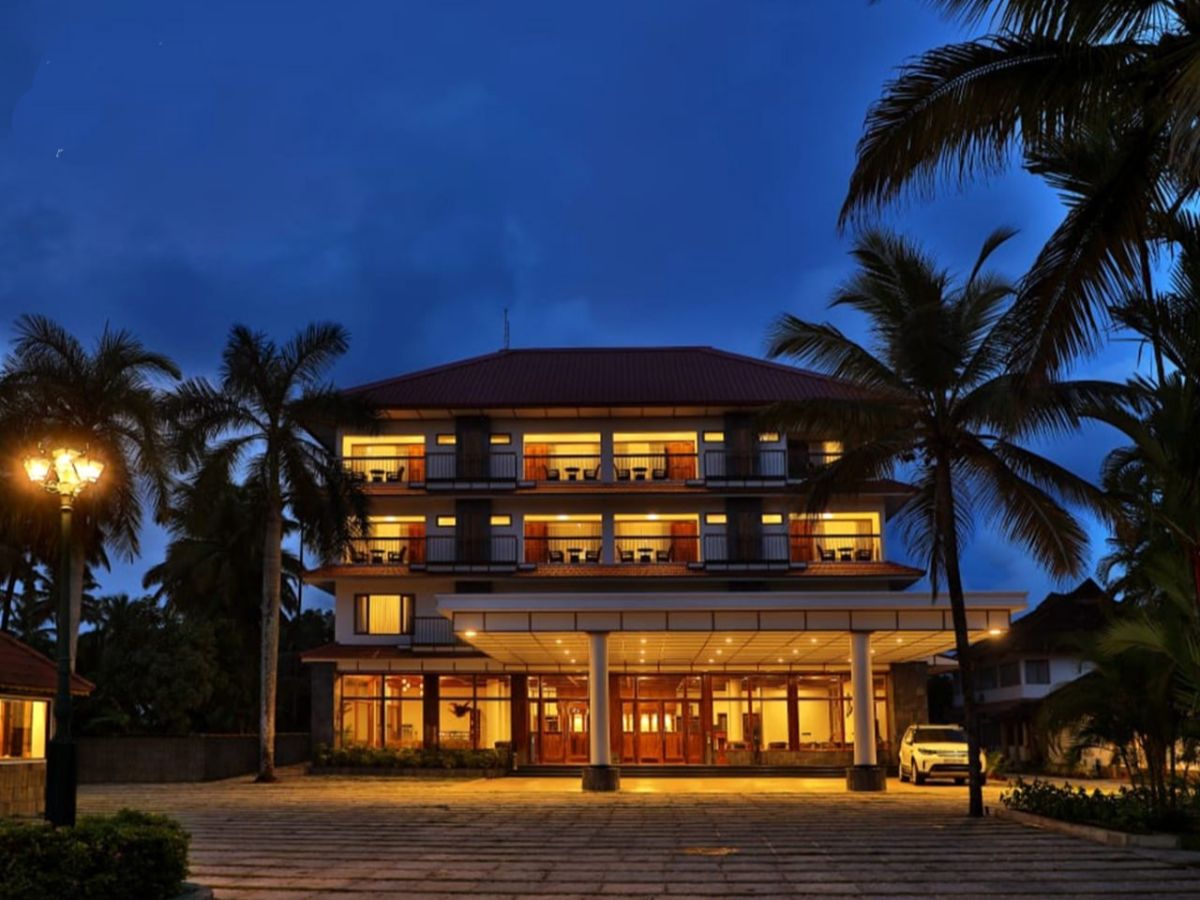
[170,323,372,781]
[766,227,1114,816]
[842,1,1200,375]
[2,315,180,667]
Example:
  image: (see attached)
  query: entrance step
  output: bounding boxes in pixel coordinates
[518,765,849,778]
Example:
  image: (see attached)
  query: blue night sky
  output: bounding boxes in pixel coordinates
[0,1,1143,610]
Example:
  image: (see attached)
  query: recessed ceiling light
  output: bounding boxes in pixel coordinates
[725,637,732,644]
[708,658,715,663]
[555,639,562,644]
[570,658,576,664]
[716,649,722,655]
[810,637,817,644]
[988,627,1003,636]
[896,637,904,643]
[777,657,783,663]
[464,629,477,638]
[792,649,798,654]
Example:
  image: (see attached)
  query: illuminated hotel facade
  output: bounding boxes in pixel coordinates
[302,347,1022,790]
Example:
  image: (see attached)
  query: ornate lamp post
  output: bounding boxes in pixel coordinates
[23,446,103,826]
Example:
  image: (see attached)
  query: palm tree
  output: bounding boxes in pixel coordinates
[170,323,372,781]
[841,2,1200,375]
[2,315,180,667]
[766,228,1113,816]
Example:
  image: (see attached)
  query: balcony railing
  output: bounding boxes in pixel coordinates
[702,533,791,568]
[522,454,602,483]
[341,456,419,485]
[702,449,787,482]
[613,452,699,483]
[412,616,460,646]
[424,451,518,484]
[523,533,603,564]
[614,533,701,565]
[342,536,517,569]
[785,449,843,480]
[791,533,882,564]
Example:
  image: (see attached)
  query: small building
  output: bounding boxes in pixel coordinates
[965,579,1112,767]
[0,633,93,817]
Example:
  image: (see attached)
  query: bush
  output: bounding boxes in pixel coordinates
[0,809,189,900]
[314,744,511,770]
[1001,778,1195,834]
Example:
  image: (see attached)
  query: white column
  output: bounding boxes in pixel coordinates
[850,630,876,767]
[588,631,611,767]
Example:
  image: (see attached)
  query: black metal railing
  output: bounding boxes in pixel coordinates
[340,456,417,485]
[424,451,518,483]
[702,532,790,566]
[523,533,603,564]
[345,537,424,566]
[522,454,602,482]
[612,452,699,482]
[613,533,700,564]
[785,449,843,480]
[789,532,881,563]
[702,449,787,482]
[423,534,518,567]
[412,616,459,645]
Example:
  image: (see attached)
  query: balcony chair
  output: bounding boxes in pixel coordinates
[583,466,599,480]
[548,550,565,564]
[615,467,631,481]
[350,549,369,564]
[655,549,671,563]
[618,549,635,563]
[816,545,836,562]
[584,549,600,563]
[386,465,405,483]
[856,548,872,562]
[652,466,667,480]
[387,546,408,565]
[546,468,561,481]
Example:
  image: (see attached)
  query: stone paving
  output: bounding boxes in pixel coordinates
[79,772,1200,899]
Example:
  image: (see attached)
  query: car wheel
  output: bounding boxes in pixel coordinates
[899,761,908,782]
[913,767,926,786]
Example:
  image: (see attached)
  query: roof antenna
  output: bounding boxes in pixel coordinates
[503,307,510,350]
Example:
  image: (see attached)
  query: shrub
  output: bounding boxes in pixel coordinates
[1001,778,1195,834]
[314,743,511,770]
[0,809,189,900]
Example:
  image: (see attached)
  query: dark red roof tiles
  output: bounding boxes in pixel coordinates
[0,632,94,697]
[345,347,862,409]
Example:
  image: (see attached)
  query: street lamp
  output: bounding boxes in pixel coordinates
[24,446,104,827]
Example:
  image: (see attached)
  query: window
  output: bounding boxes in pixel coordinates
[705,513,727,525]
[758,432,780,443]
[435,434,456,446]
[490,514,512,526]
[976,667,998,691]
[435,515,457,527]
[353,594,413,635]
[702,431,725,443]
[338,675,424,749]
[0,698,47,760]
[1024,659,1051,685]
[999,661,1021,687]
[489,434,511,445]
[760,513,783,525]
[438,675,512,750]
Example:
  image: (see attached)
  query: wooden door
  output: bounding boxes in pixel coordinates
[637,702,662,763]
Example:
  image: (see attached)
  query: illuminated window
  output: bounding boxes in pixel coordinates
[435,434,457,446]
[490,434,511,445]
[702,431,725,443]
[0,698,47,760]
[760,513,783,525]
[437,675,512,750]
[705,513,727,525]
[436,515,457,527]
[338,675,424,749]
[490,514,512,526]
[353,594,414,635]
[758,432,780,443]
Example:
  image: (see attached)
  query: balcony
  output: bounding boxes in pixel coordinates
[613,532,700,566]
[524,532,603,565]
[612,452,699,484]
[341,456,418,486]
[702,533,792,571]
[411,616,462,646]
[424,451,518,488]
[702,449,787,485]
[790,531,881,564]
[343,535,518,572]
[523,453,602,484]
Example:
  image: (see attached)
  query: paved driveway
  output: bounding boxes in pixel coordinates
[79,773,1200,899]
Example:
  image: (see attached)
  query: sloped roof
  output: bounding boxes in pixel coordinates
[972,579,1113,660]
[345,347,862,410]
[0,632,94,697]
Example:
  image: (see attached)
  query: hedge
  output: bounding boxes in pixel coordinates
[0,809,189,900]
[314,744,511,770]
[1001,778,1194,835]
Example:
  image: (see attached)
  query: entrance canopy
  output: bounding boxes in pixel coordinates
[437,590,1025,671]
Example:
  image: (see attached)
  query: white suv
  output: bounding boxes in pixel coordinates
[899,724,987,785]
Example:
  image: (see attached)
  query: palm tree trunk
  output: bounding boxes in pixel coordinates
[257,494,284,783]
[0,566,18,633]
[68,541,85,671]
[1140,241,1166,387]
[937,457,985,818]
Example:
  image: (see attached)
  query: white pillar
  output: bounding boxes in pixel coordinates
[850,631,876,767]
[588,631,611,767]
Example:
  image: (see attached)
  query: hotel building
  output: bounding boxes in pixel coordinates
[302,347,1023,790]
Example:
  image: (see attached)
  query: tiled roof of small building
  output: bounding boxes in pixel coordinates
[0,632,94,697]
[345,346,863,409]
[971,578,1114,659]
